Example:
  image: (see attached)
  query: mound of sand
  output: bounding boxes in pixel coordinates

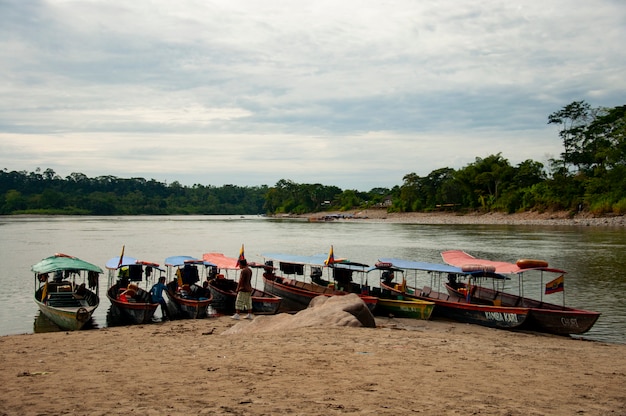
[224,294,376,334]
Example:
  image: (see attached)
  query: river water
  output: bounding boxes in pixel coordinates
[1,215,624,343]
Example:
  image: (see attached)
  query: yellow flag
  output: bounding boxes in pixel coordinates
[116,245,125,269]
[324,245,335,266]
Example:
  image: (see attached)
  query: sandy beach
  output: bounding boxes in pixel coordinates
[1,312,625,416]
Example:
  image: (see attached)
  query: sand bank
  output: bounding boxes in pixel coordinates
[1,315,625,415]
[300,209,626,227]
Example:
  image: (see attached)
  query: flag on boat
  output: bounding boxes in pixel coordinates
[324,245,335,265]
[117,245,125,269]
[236,244,246,267]
[545,275,564,294]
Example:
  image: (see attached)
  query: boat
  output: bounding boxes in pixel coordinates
[163,256,214,319]
[377,258,531,330]
[261,252,378,312]
[440,250,601,335]
[31,253,103,331]
[365,265,434,320]
[311,260,434,320]
[105,255,164,324]
[202,252,282,315]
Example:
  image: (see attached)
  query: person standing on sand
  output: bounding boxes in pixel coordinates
[232,259,253,320]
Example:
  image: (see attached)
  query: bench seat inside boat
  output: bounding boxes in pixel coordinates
[47,292,84,307]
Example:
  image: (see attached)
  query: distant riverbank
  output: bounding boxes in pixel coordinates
[288,209,626,227]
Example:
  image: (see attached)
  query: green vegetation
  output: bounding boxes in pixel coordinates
[2,101,625,216]
[0,171,267,215]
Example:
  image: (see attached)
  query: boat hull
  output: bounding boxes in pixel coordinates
[526,308,600,335]
[107,284,158,324]
[208,279,281,315]
[35,300,96,331]
[455,284,601,335]
[167,288,213,319]
[34,285,98,331]
[375,297,434,320]
[263,274,377,312]
[381,282,529,330]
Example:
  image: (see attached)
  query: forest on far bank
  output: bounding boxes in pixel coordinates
[1,101,625,216]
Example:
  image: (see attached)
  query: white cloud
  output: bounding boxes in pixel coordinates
[1,0,624,190]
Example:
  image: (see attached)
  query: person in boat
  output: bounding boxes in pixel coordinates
[232,259,253,320]
[310,267,323,285]
[447,273,461,289]
[382,270,394,286]
[150,276,170,320]
[74,283,87,299]
[208,266,218,281]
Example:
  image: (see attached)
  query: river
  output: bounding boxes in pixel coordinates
[1,215,624,343]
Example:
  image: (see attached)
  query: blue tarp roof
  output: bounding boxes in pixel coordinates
[378,258,466,274]
[105,256,139,269]
[261,253,329,265]
[378,258,509,279]
[105,256,165,271]
[332,262,370,271]
[164,255,216,267]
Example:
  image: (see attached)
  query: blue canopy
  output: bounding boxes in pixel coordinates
[332,262,370,271]
[105,256,165,272]
[164,255,216,268]
[378,258,508,279]
[261,253,329,265]
[378,258,466,274]
[105,256,139,270]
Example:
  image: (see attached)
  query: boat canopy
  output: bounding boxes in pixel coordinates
[203,253,240,269]
[379,257,510,279]
[32,255,103,274]
[378,258,464,274]
[164,255,216,268]
[331,261,370,271]
[441,250,566,274]
[105,256,138,270]
[261,253,330,266]
[365,265,404,274]
[105,256,165,272]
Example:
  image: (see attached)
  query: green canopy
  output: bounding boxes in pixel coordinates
[31,255,103,275]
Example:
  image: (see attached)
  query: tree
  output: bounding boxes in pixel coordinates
[455,154,514,210]
[548,100,592,171]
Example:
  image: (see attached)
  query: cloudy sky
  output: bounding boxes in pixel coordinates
[1,1,625,190]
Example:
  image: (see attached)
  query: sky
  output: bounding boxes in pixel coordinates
[1,0,625,191]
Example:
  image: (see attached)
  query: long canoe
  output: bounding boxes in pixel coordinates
[105,256,162,324]
[440,250,601,335]
[378,258,530,330]
[202,252,282,315]
[32,253,102,330]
